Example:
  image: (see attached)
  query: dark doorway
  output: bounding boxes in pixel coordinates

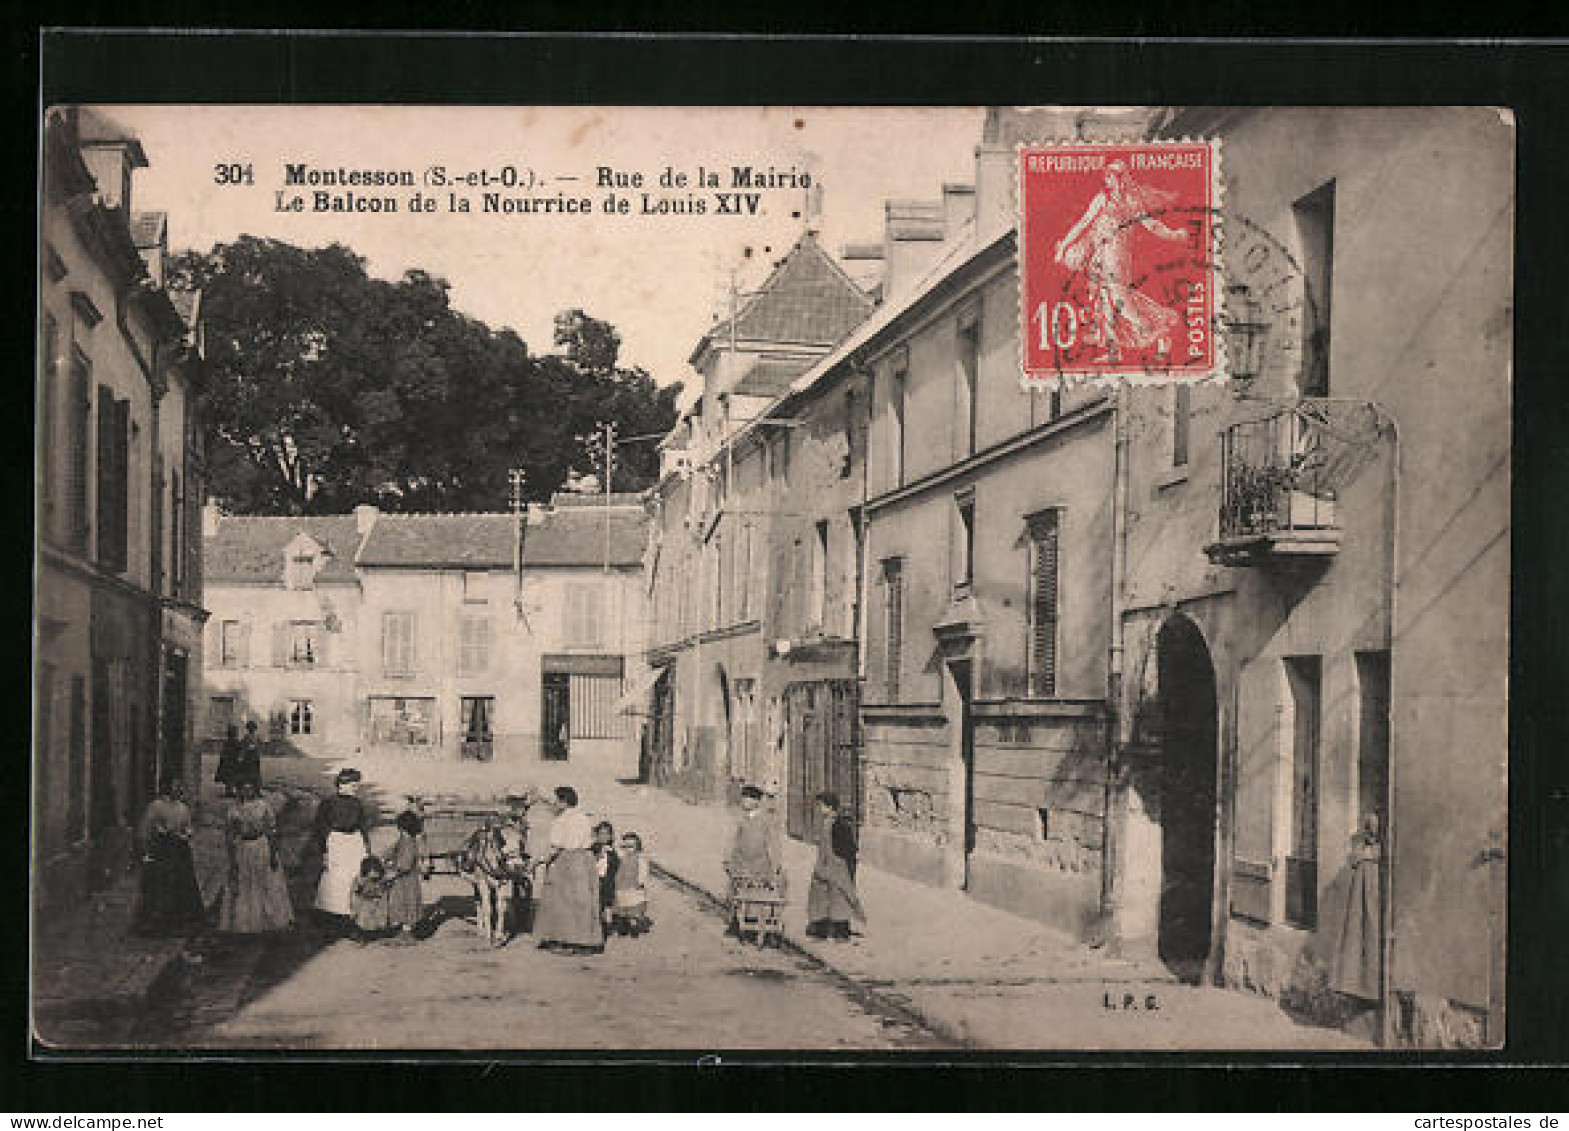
[541,674,570,761]
[646,667,674,785]
[461,696,495,761]
[784,680,862,843]
[162,653,188,787]
[951,660,976,889]
[90,658,115,837]
[1155,616,1219,979]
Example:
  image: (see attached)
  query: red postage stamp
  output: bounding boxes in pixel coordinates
[1019,140,1221,384]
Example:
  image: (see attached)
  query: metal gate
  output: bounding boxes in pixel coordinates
[784,679,862,842]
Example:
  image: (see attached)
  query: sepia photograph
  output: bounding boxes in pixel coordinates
[31,96,1512,1055]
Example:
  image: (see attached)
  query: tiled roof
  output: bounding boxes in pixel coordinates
[693,233,873,361]
[130,211,166,248]
[205,516,364,583]
[734,356,814,397]
[356,508,646,569]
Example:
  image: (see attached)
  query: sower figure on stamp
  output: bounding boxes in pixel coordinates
[1053,160,1189,363]
[723,783,785,937]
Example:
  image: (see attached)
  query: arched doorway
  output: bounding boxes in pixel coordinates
[1154,614,1220,980]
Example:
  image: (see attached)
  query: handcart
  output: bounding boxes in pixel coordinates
[729,874,786,947]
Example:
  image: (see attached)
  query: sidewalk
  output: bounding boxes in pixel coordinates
[31,757,325,1047]
[597,782,1369,1051]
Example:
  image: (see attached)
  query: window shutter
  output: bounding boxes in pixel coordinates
[884,560,903,702]
[237,622,252,668]
[96,387,114,566]
[272,622,289,667]
[314,623,329,667]
[1028,512,1059,697]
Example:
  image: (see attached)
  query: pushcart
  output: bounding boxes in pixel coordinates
[729,874,785,947]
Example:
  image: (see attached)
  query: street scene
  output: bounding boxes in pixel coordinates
[34,103,1511,1053]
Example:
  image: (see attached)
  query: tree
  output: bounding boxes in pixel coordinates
[173,238,680,514]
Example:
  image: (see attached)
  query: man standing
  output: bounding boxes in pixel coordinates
[236,720,263,792]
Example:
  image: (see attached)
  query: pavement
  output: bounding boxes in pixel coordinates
[31,754,330,1049]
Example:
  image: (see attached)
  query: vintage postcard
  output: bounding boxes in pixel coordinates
[32,100,1512,1054]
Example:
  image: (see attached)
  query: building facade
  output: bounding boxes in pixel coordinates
[35,107,207,908]
[643,106,1511,1047]
[201,495,650,779]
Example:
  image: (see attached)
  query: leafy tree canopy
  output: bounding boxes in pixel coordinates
[172,237,681,515]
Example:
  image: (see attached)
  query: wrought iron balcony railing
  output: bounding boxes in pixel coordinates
[1208,399,1374,566]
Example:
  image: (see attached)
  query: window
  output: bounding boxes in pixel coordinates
[847,510,864,640]
[566,584,603,647]
[169,470,183,593]
[367,696,436,745]
[891,363,908,486]
[739,522,753,620]
[955,490,976,596]
[66,351,91,553]
[95,385,130,573]
[883,558,904,701]
[284,552,316,590]
[382,611,416,676]
[218,620,246,668]
[461,696,494,743]
[1284,656,1322,929]
[811,519,829,630]
[39,314,59,534]
[463,570,488,603]
[288,621,320,666]
[208,695,235,738]
[459,614,494,675]
[1294,181,1335,398]
[958,306,980,456]
[841,391,858,478]
[1026,510,1060,697]
[1172,383,1191,468]
[288,699,314,736]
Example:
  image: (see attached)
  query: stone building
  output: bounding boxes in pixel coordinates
[641,105,1510,1047]
[1104,106,1512,1045]
[35,107,207,907]
[202,494,649,778]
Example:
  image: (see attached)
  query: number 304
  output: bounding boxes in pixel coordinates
[214,162,254,186]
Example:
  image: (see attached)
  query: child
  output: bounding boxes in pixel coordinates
[350,856,392,941]
[610,831,653,936]
[382,809,425,944]
[592,820,619,932]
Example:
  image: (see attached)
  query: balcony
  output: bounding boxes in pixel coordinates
[1206,399,1373,567]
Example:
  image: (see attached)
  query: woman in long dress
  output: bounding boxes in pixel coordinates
[314,767,371,928]
[1053,160,1190,363]
[133,777,208,935]
[1328,814,1383,1001]
[806,791,865,942]
[534,786,604,955]
[216,781,294,933]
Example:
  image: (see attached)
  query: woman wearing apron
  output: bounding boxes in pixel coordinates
[314,768,371,930]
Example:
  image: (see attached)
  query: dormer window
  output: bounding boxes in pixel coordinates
[285,553,317,590]
[282,532,325,589]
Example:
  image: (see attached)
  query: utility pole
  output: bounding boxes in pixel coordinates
[508,467,529,628]
[603,419,616,576]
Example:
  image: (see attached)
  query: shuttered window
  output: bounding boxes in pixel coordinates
[458,614,493,675]
[1027,511,1060,698]
[39,315,59,536]
[66,352,91,553]
[883,557,904,702]
[95,386,130,574]
[566,584,603,647]
[382,611,416,676]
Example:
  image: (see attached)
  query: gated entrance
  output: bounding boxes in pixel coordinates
[784,679,862,842]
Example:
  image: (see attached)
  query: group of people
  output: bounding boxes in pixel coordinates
[133,758,863,954]
[725,785,865,943]
[212,721,264,797]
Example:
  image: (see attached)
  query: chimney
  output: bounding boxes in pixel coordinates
[882,199,947,301]
[973,142,1017,244]
[354,504,380,535]
[201,500,222,538]
[941,183,976,240]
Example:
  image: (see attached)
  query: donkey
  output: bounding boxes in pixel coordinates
[458,818,531,947]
